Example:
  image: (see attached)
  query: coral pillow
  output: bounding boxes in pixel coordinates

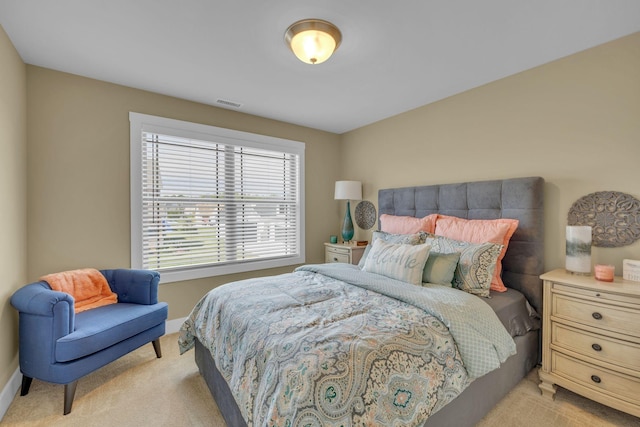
[434,215,518,292]
[380,214,437,235]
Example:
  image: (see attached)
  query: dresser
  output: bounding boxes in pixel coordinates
[324,242,365,265]
[538,269,640,417]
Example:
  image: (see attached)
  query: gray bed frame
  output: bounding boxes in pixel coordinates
[195,176,545,427]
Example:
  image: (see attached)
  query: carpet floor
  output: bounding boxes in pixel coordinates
[1,333,638,426]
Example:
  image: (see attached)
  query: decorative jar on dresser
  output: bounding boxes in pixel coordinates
[538,268,640,417]
[324,242,365,265]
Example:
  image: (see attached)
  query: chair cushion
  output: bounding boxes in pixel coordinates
[55,302,168,362]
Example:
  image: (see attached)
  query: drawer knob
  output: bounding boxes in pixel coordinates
[592,312,603,320]
[591,375,601,384]
[591,343,602,352]
[333,257,338,262]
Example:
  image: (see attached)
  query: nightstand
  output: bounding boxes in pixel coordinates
[538,268,640,417]
[324,242,366,265]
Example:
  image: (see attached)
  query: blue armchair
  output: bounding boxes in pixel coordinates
[10,269,168,415]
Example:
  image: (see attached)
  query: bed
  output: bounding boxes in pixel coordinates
[179,176,545,426]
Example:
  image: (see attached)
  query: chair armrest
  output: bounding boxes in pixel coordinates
[11,282,75,316]
[100,269,160,305]
[10,282,75,338]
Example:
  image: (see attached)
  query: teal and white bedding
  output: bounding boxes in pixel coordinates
[179,263,516,427]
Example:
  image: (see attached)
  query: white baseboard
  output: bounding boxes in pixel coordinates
[165,317,187,335]
[0,366,21,421]
[0,317,187,420]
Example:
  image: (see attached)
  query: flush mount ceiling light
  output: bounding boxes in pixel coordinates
[285,19,342,65]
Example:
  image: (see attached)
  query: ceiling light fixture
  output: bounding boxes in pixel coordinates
[285,19,342,65]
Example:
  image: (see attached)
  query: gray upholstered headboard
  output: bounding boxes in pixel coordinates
[378,176,544,315]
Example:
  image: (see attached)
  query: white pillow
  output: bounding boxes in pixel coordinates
[357,231,424,268]
[362,239,431,286]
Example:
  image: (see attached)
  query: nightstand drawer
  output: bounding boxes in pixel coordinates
[552,323,640,371]
[327,246,351,255]
[324,243,365,265]
[326,251,350,263]
[553,294,640,337]
[552,352,640,406]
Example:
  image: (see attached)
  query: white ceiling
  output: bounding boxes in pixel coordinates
[1,1,639,134]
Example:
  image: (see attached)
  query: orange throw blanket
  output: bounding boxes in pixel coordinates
[40,268,118,313]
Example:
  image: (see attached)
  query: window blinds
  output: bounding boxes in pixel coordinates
[139,130,302,274]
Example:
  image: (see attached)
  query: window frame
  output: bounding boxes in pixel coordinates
[130,112,305,283]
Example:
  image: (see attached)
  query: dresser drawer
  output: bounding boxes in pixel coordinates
[552,351,640,406]
[553,283,640,307]
[553,294,640,337]
[552,323,640,371]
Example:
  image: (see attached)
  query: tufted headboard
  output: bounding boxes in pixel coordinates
[378,176,545,315]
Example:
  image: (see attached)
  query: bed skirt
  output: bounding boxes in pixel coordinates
[194,329,539,427]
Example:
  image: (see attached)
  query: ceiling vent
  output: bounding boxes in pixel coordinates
[216,98,243,109]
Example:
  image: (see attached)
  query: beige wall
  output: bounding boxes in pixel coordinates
[2,23,639,399]
[26,66,342,320]
[0,26,27,392]
[342,32,640,272]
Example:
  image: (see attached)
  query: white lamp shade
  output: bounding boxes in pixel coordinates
[335,181,362,201]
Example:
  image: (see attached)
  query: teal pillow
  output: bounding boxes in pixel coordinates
[422,252,460,286]
[422,233,503,297]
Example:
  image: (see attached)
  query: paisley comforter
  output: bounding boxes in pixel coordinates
[179,263,515,427]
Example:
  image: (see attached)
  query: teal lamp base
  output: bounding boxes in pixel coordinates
[341,200,354,242]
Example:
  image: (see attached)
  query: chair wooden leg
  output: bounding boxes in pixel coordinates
[152,339,162,358]
[63,380,78,415]
[20,375,32,396]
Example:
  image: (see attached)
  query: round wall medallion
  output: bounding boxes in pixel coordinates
[568,191,640,247]
[354,200,377,230]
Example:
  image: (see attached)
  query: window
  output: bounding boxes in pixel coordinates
[130,112,305,283]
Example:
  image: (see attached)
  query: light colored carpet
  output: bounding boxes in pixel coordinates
[1,333,638,426]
